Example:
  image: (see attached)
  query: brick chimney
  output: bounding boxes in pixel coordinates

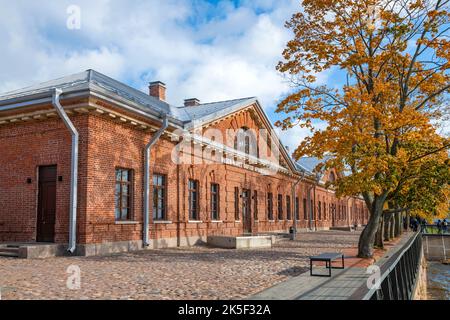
[184,98,201,107]
[149,81,166,101]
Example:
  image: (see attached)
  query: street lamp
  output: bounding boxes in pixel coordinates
[346,196,353,230]
[307,172,321,231]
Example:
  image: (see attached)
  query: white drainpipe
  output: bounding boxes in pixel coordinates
[52,89,79,253]
[291,170,306,240]
[143,115,169,247]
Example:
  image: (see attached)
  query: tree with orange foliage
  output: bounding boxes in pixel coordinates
[276,0,449,257]
[392,156,449,221]
[381,146,449,243]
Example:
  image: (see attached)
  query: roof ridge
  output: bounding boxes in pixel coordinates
[88,70,174,108]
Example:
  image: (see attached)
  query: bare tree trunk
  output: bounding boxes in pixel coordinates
[358,195,386,258]
[375,214,384,248]
[406,209,410,231]
[384,213,394,241]
[394,210,401,237]
[389,214,395,239]
[383,213,390,241]
[386,201,396,240]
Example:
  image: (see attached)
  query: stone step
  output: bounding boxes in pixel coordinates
[0,247,20,258]
[0,247,20,254]
[0,250,19,258]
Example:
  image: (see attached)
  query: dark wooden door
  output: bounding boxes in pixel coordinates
[36,166,57,242]
[242,189,252,234]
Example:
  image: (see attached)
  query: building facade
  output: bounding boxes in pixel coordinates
[0,70,369,256]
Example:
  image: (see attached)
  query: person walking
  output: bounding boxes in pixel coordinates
[411,217,418,232]
[421,218,427,233]
[437,220,442,234]
[442,219,448,234]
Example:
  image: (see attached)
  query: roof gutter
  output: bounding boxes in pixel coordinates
[0,85,184,128]
[143,115,169,247]
[52,89,79,254]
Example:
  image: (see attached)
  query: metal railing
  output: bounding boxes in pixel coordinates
[422,224,449,235]
[351,231,423,300]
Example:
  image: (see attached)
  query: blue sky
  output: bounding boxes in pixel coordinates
[0,0,331,151]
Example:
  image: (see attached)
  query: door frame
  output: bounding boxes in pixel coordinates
[242,189,252,234]
[36,165,57,243]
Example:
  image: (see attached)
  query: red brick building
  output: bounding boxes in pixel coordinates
[0,70,369,256]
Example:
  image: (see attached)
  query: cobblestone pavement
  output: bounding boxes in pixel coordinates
[0,230,361,300]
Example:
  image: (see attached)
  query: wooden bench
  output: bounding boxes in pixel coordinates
[310,252,345,277]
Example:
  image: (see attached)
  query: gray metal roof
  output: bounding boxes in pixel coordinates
[0,69,299,173]
[0,70,173,116]
[0,70,259,128]
[0,71,90,99]
[296,156,330,174]
[176,97,257,124]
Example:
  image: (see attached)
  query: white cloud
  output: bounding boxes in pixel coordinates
[0,0,319,150]
[277,121,329,157]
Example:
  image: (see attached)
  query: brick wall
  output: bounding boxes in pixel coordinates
[0,102,369,246]
[0,114,89,243]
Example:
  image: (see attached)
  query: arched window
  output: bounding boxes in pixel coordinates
[329,171,336,183]
[244,135,250,155]
[234,126,255,157]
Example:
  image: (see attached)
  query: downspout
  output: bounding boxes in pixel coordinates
[143,115,169,247]
[307,183,313,231]
[347,196,352,229]
[291,170,306,240]
[52,89,78,253]
[313,173,320,231]
[313,184,317,231]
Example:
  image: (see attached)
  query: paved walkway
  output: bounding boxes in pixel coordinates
[250,267,368,300]
[0,230,409,300]
[0,230,361,300]
[250,232,411,300]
